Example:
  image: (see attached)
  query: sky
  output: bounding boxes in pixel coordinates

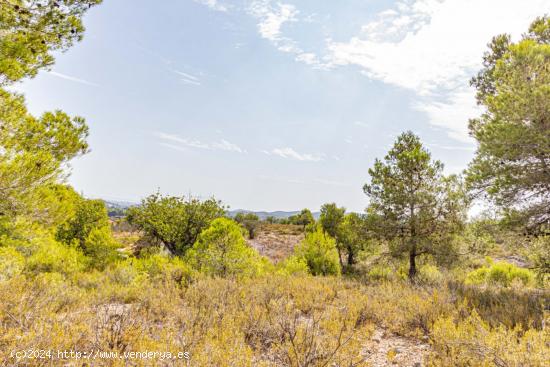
[12,0,550,212]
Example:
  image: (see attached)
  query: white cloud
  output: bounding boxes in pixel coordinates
[413,88,481,143]
[248,1,325,68]
[246,0,548,142]
[249,1,298,41]
[173,70,201,86]
[325,0,549,141]
[156,132,246,153]
[263,147,323,162]
[212,139,246,153]
[193,0,229,12]
[354,121,369,127]
[48,71,99,87]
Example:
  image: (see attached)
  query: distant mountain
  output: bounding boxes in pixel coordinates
[103,200,137,218]
[228,209,320,220]
[104,200,137,209]
[103,200,320,220]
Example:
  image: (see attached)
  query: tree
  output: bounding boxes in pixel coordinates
[0,0,97,222]
[126,193,225,256]
[56,198,110,248]
[295,208,315,230]
[234,212,260,239]
[0,90,89,218]
[338,213,370,267]
[0,0,101,85]
[293,228,341,276]
[364,132,468,279]
[467,16,550,231]
[185,218,266,278]
[319,203,346,265]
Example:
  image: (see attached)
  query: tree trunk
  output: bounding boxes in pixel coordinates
[346,246,355,266]
[408,246,417,280]
[336,245,344,268]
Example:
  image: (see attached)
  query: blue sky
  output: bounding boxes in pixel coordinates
[12,0,549,211]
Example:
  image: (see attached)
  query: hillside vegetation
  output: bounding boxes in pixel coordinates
[0,2,549,366]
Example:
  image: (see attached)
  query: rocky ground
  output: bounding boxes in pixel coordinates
[364,329,430,366]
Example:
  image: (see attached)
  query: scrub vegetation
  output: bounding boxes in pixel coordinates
[0,2,548,366]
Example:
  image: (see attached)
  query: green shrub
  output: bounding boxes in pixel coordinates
[134,254,194,284]
[449,281,547,329]
[293,228,341,276]
[0,246,25,280]
[430,311,549,366]
[185,218,268,278]
[276,255,310,276]
[367,265,394,282]
[25,236,87,276]
[465,260,535,287]
[83,227,121,270]
[418,264,444,285]
[56,198,110,248]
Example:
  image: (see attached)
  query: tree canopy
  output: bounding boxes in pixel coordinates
[364,132,469,278]
[126,193,225,256]
[0,0,101,85]
[467,16,550,231]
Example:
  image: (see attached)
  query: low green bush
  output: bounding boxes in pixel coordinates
[293,228,341,276]
[185,218,268,278]
[0,246,25,280]
[465,260,535,287]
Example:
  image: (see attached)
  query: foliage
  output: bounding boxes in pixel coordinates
[319,203,345,239]
[338,212,370,267]
[364,131,469,279]
[287,208,315,229]
[126,193,225,256]
[56,198,110,247]
[25,233,87,276]
[275,255,310,276]
[293,228,341,276]
[468,16,550,231]
[0,246,24,280]
[133,253,194,284]
[430,311,549,366]
[185,218,267,278]
[465,260,535,288]
[83,227,121,270]
[449,281,548,330]
[234,212,260,239]
[0,0,101,86]
[0,89,88,218]
[530,236,549,284]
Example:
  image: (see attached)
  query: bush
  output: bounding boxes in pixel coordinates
[56,198,110,248]
[367,264,394,282]
[25,235,87,277]
[418,264,444,286]
[465,260,535,287]
[185,218,267,278]
[276,255,310,276]
[133,253,194,284]
[83,227,122,270]
[293,228,341,276]
[429,311,549,366]
[448,281,548,329]
[0,246,25,280]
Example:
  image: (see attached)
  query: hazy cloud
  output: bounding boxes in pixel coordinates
[156,132,246,153]
[263,147,323,162]
[48,71,99,87]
